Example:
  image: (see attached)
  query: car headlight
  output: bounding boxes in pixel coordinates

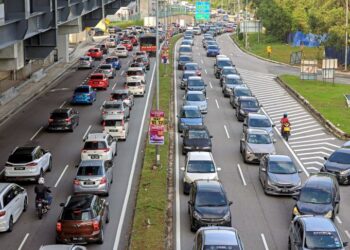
[325,210,333,218]
[240,109,245,115]
[193,211,202,220]
[223,211,231,221]
[267,179,275,187]
[340,168,350,175]
[293,206,300,216]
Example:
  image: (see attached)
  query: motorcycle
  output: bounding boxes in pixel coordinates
[36,198,49,219]
[281,123,291,141]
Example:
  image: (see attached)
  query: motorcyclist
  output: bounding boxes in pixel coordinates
[34,177,52,209]
[280,113,291,134]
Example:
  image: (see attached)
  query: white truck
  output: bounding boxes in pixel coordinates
[144,16,156,27]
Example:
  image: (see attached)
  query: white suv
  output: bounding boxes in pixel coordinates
[181,152,221,195]
[81,133,117,161]
[4,146,52,182]
[103,119,129,141]
[114,46,128,58]
[0,183,28,232]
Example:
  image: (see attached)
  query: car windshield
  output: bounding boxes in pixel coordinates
[305,231,343,249]
[241,100,259,109]
[80,57,90,61]
[196,190,227,206]
[208,45,218,50]
[235,88,252,97]
[75,87,89,93]
[188,130,209,139]
[328,151,350,164]
[218,60,232,67]
[180,46,192,53]
[117,47,126,51]
[249,118,271,128]
[51,112,68,119]
[104,120,124,127]
[83,141,107,150]
[247,134,272,144]
[180,56,192,62]
[182,109,201,118]
[187,93,205,101]
[299,187,332,204]
[187,160,215,173]
[8,153,32,163]
[188,79,204,87]
[111,93,128,100]
[90,75,103,80]
[185,64,198,70]
[77,166,103,176]
[269,160,297,174]
[103,103,122,109]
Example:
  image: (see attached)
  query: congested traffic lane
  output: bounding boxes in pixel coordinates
[0,45,155,250]
[175,34,349,249]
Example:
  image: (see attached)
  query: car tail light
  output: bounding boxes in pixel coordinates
[0,211,6,217]
[102,111,107,115]
[26,162,38,167]
[56,222,62,232]
[65,118,71,123]
[102,121,106,127]
[48,118,54,123]
[100,177,107,184]
[102,148,110,153]
[81,149,87,153]
[73,179,80,185]
[92,220,100,231]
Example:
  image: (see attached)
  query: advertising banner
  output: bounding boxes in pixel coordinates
[149,110,165,145]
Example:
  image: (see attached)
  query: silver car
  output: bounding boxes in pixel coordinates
[39,245,86,250]
[0,183,28,232]
[78,56,93,69]
[259,155,302,195]
[98,64,115,78]
[73,160,114,196]
[101,100,130,121]
[243,113,275,140]
[184,91,208,114]
[240,129,276,163]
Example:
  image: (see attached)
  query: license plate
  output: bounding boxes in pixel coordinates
[110,129,118,132]
[94,81,99,84]
[15,167,25,170]
[89,154,100,159]
[72,237,83,241]
[281,189,290,193]
[84,181,95,185]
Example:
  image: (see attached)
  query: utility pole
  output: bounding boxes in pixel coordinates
[155,0,160,166]
[245,0,248,48]
[346,0,349,71]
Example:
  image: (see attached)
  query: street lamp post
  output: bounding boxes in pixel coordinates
[345,0,349,71]
[244,0,248,48]
[155,0,160,166]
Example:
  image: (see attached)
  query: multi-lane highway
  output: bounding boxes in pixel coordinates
[0,42,155,250]
[174,33,350,249]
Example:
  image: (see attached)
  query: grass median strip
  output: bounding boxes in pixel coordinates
[109,19,144,29]
[280,75,350,134]
[130,34,182,249]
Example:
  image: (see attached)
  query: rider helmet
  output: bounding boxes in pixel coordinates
[283,113,288,118]
[38,177,45,184]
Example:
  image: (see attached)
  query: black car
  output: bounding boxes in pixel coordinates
[214,58,233,79]
[95,44,108,54]
[181,126,212,155]
[177,54,193,70]
[188,180,232,232]
[219,67,239,86]
[229,86,253,109]
[236,96,261,122]
[292,173,340,220]
[47,108,79,132]
[322,148,350,184]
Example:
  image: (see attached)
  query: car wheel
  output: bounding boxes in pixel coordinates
[7,216,13,232]
[23,197,28,212]
[288,238,292,250]
[47,158,52,172]
[97,227,104,244]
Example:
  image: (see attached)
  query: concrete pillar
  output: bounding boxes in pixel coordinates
[140,0,149,18]
[57,34,69,63]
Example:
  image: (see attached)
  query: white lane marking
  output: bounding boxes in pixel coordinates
[306,166,320,171]
[120,70,124,76]
[100,100,106,111]
[201,59,204,64]
[297,151,329,157]
[335,216,342,224]
[59,101,66,108]
[54,164,69,188]
[345,230,350,239]
[289,138,337,145]
[260,99,295,105]
[112,83,117,90]
[294,147,334,152]
[83,125,92,140]
[292,124,323,132]
[261,233,269,250]
[300,156,325,160]
[292,128,324,136]
[204,69,208,74]
[291,121,318,128]
[267,107,304,116]
[237,164,247,186]
[18,233,29,250]
[215,99,220,109]
[286,115,312,122]
[30,126,43,141]
[113,62,157,250]
[270,111,308,119]
[304,162,324,166]
[291,143,339,149]
[224,125,230,139]
[289,133,326,141]
[209,81,213,88]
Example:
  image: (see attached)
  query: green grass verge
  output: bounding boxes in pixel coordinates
[130,34,182,250]
[280,75,350,134]
[109,19,144,29]
[232,33,324,65]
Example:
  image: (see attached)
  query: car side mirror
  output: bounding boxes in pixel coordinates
[180,135,184,138]
[260,104,263,107]
[240,138,245,142]
[229,201,233,206]
[261,168,266,172]
[188,200,193,206]
[180,167,185,171]
[206,97,208,100]
[343,242,348,247]
[273,139,277,143]
[298,170,303,173]
[243,123,247,127]
[272,124,275,127]
[292,195,298,200]
[217,167,221,171]
[75,164,79,168]
[59,203,65,207]
[324,156,328,160]
[210,135,213,138]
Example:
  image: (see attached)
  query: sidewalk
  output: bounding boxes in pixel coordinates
[0,36,107,126]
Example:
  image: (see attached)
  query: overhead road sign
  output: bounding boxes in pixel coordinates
[195,1,210,20]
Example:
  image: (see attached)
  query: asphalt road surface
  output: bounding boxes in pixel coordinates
[0,45,155,250]
[174,34,350,250]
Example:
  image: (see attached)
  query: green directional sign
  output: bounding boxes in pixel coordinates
[195,1,210,20]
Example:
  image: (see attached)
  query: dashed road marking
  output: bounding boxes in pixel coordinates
[237,164,247,186]
[18,233,29,250]
[54,164,69,188]
[224,125,230,139]
[30,126,43,141]
[260,233,269,250]
[215,99,220,109]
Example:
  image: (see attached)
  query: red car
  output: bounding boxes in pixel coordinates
[86,48,103,60]
[120,40,133,51]
[128,35,138,46]
[88,73,109,90]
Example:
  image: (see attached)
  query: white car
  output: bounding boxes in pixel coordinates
[181,151,220,195]
[101,100,130,121]
[126,79,145,96]
[103,119,129,141]
[114,46,128,58]
[105,38,116,48]
[4,146,52,182]
[0,183,28,232]
[81,133,117,161]
[126,67,146,83]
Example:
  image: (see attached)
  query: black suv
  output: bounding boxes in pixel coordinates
[322,148,350,185]
[182,125,212,155]
[47,108,79,132]
[236,96,261,122]
[292,173,340,220]
[188,180,232,232]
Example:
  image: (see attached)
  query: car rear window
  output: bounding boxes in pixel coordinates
[61,209,92,221]
[89,49,98,53]
[103,103,122,109]
[83,141,107,150]
[77,166,103,176]
[100,65,112,69]
[117,47,126,51]
[127,82,141,87]
[51,112,69,119]
[75,87,89,93]
[90,75,103,80]
[127,70,143,76]
[8,153,33,163]
[111,93,128,100]
[104,120,123,127]
[106,58,117,63]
